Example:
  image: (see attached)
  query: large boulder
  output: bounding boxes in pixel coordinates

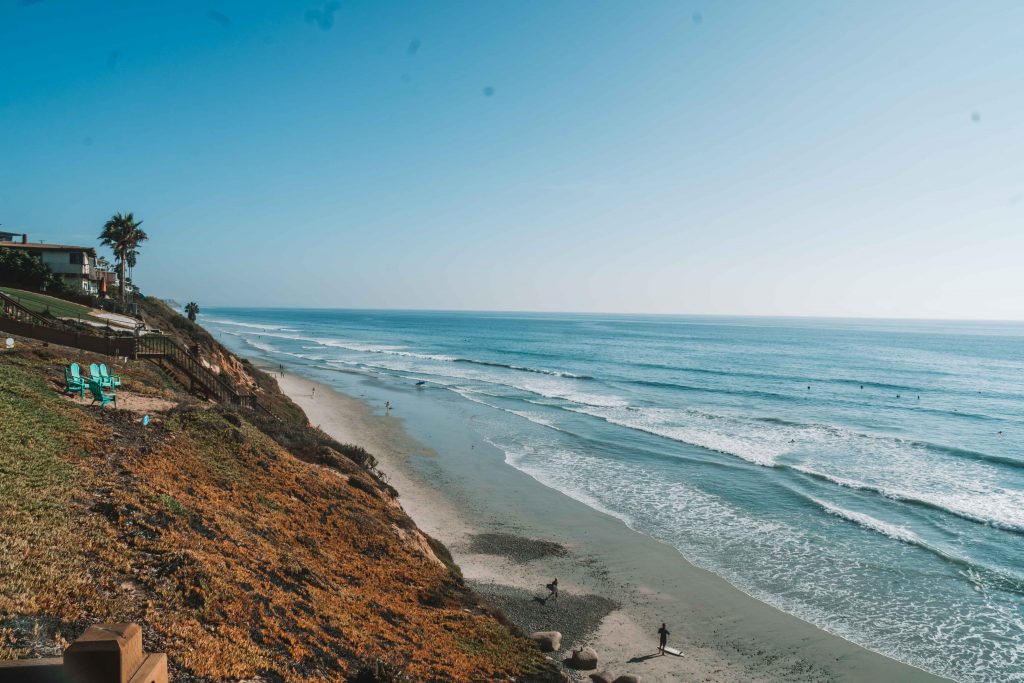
[589,672,615,683]
[530,631,562,652]
[568,647,599,670]
[612,676,641,683]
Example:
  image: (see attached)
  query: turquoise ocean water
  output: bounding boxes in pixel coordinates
[204,309,1023,682]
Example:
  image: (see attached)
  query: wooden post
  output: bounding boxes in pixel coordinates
[0,624,167,683]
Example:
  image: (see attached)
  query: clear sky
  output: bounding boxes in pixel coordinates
[1,1,1022,319]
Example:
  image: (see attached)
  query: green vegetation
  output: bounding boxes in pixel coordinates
[0,361,77,523]
[0,286,104,323]
[0,248,67,293]
[185,301,199,321]
[158,493,192,518]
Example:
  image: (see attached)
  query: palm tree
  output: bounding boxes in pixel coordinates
[125,249,137,290]
[99,213,148,303]
[185,301,200,321]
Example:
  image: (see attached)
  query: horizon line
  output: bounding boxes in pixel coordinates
[183,302,1024,325]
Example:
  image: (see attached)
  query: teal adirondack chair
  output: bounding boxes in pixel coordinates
[99,363,121,387]
[88,380,117,408]
[63,363,86,398]
[88,363,114,389]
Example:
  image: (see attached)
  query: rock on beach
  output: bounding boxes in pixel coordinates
[568,646,599,670]
[530,631,562,652]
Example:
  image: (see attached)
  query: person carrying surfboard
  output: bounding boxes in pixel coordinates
[658,623,670,654]
[546,577,559,601]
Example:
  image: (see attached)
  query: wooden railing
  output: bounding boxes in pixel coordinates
[0,315,135,357]
[0,290,68,328]
[136,335,250,406]
[0,307,278,419]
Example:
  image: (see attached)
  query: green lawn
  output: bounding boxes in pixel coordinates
[0,286,105,323]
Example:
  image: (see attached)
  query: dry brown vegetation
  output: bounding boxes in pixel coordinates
[0,340,558,682]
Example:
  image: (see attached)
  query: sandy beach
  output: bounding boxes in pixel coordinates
[276,369,949,683]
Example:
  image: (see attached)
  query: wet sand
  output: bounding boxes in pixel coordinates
[277,370,949,683]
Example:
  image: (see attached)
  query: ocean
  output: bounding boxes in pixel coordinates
[203,309,1023,682]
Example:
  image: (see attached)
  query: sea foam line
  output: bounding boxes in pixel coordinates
[809,497,922,544]
[793,466,1024,534]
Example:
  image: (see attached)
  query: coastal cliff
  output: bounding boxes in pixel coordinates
[0,298,559,682]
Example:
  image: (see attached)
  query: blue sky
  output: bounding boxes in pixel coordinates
[1,1,1022,319]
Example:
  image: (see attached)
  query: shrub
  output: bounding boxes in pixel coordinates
[0,248,67,292]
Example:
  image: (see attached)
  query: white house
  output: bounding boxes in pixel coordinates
[0,231,109,295]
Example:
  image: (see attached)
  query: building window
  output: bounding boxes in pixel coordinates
[70,252,84,265]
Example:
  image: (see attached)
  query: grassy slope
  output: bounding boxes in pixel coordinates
[0,342,557,682]
[0,287,103,323]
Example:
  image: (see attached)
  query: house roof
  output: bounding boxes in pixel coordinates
[0,242,97,256]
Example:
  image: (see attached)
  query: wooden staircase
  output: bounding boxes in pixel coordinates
[135,335,252,406]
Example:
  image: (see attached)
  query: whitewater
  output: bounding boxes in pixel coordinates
[205,310,1024,682]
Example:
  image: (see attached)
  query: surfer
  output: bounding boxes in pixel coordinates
[658,623,670,654]
[546,578,558,601]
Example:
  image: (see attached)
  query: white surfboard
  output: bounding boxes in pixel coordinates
[663,646,684,657]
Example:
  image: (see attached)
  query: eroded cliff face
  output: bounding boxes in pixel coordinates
[138,298,258,394]
[197,345,257,393]
[0,335,558,682]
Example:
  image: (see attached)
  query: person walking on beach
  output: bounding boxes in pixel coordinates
[658,623,670,654]
[311,386,316,399]
[385,401,392,413]
[546,577,558,601]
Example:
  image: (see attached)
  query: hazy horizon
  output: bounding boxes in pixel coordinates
[202,304,1024,326]
[3,1,1022,320]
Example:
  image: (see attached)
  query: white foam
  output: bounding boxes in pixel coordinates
[562,405,1024,533]
[244,339,277,354]
[795,466,1024,533]
[203,317,296,332]
[489,433,1024,683]
[810,497,922,544]
[568,405,785,466]
[451,388,561,431]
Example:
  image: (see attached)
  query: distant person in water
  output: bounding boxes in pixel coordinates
[546,578,558,601]
[658,623,670,654]
[385,401,392,413]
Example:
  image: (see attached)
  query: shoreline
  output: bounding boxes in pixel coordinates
[275,367,949,683]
